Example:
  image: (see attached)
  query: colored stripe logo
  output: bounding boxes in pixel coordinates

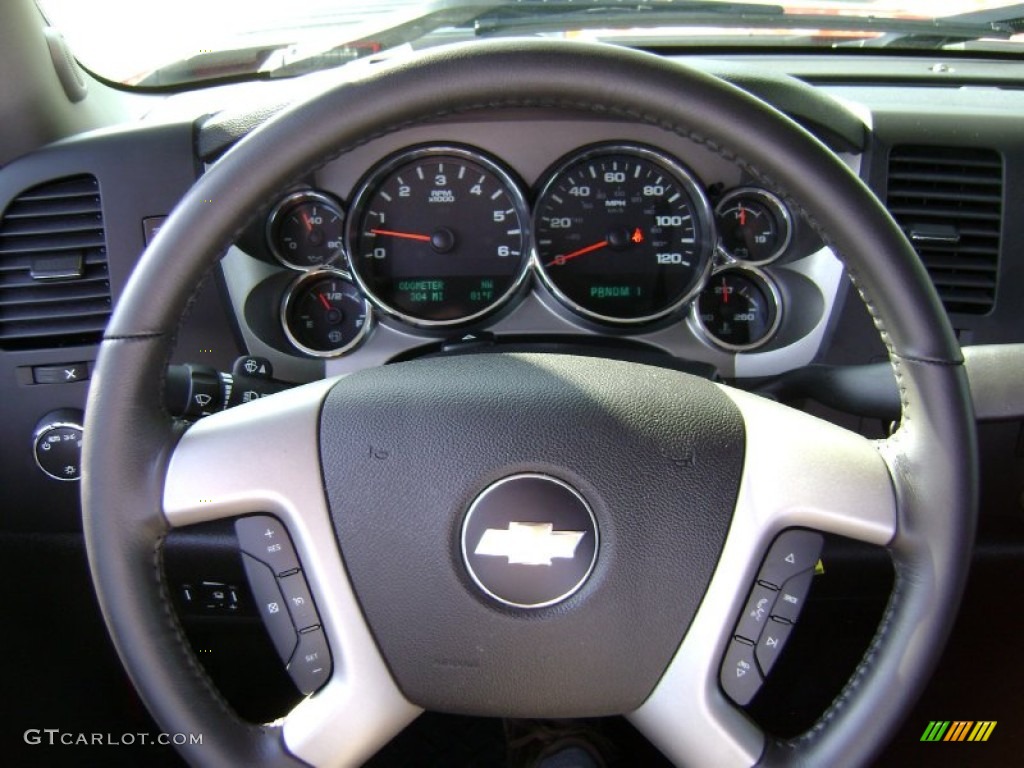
[920,721,997,742]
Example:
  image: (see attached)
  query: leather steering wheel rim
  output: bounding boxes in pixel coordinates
[82,39,977,768]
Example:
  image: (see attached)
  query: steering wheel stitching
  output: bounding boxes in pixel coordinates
[82,39,977,768]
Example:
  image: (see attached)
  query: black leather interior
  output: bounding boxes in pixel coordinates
[82,39,976,767]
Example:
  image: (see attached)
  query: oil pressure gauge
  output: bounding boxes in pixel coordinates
[281,269,372,357]
[715,187,792,265]
[694,267,781,352]
[267,190,345,270]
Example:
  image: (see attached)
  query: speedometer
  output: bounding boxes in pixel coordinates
[534,144,714,325]
[346,146,531,327]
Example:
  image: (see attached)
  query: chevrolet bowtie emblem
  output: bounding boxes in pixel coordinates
[475,521,586,566]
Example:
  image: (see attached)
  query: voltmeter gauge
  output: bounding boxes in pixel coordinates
[281,269,372,357]
[267,191,346,270]
[694,267,781,352]
[715,188,792,265]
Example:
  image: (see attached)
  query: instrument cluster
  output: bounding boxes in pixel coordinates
[264,141,797,359]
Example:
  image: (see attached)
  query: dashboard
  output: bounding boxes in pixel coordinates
[4,54,1024,532]
[223,114,847,384]
[1,38,1024,768]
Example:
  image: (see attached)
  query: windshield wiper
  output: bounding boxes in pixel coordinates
[262,0,787,78]
[264,0,788,78]
[846,3,1023,49]
[135,2,510,86]
[473,0,785,35]
[265,0,1017,82]
[471,0,1014,44]
[139,0,1018,87]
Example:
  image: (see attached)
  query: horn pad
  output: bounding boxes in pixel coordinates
[461,472,599,609]
[320,353,744,716]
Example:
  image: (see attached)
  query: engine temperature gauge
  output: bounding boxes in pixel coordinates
[281,269,372,357]
[715,188,792,265]
[694,268,781,352]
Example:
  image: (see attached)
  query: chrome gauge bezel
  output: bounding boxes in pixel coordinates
[344,145,533,330]
[691,265,783,353]
[266,190,347,271]
[281,268,373,358]
[532,143,716,327]
[714,187,793,266]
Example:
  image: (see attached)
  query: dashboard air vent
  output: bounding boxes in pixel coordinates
[886,145,1002,315]
[0,175,110,349]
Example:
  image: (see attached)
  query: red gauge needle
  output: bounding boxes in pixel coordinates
[317,292,332,311]
[546,239,609,267]
[302,212,314,233]
[721,276,729,304]
[370,228,432,243]
[738,205,747,227]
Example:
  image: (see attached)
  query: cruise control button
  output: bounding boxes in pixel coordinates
[279,572,320,631]
[771,570,814,624]
[756,618,793,676]
[288,628,332,695]
[240,553,298,663]
[734,583,778,643]
[758,530,823,589]
[720,638,763,706]
[236,515,300,576]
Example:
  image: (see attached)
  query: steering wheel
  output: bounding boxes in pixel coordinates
[82,40,976,768]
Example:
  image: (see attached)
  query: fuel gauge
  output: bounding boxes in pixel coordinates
[694,268,781,352]
[282,269,372,357]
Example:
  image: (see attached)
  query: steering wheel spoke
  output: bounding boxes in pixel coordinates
[280,660,420,768]
[629,385,897,767]
[83,40,975,768]
[164,378,335,528]
[722,385,897,547]
[164,379,421,766]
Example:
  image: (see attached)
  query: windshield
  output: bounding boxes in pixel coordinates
[38,0,1024,89]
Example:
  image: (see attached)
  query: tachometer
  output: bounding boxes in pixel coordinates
[346,146,531,327]
[533,144,714,325]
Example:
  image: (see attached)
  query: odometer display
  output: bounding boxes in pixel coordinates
[534,144,714,324]
[346,146,530,326]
